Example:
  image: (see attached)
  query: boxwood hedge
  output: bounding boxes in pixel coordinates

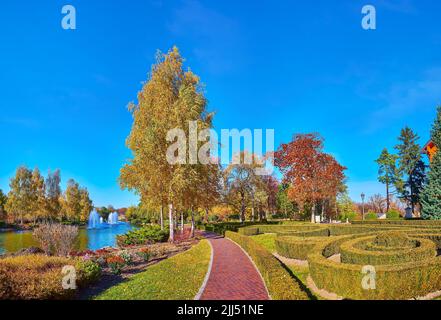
[236,221,441,299]
[225,231,309,300]
[308,236,441,300]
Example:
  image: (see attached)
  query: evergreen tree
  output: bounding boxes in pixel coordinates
[376,148,401,212]
[395,127,426,214]
[421,106,441,219]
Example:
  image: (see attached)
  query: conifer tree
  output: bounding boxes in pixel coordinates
[376,148,401,212]
[395,127,426,214]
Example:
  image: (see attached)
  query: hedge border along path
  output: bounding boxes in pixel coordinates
[94,240,211,300]
[226,231,310,300]
[199,235,269,300]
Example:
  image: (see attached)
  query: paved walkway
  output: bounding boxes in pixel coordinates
[200,234,269,300]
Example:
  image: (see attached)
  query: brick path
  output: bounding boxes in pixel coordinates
[200,235,269,300]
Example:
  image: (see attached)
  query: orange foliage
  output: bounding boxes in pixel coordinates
[275,133,346,210]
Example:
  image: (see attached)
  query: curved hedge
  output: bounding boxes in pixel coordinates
[225,231,309,300]
[275,236,328,260]
[339,236,436,265]
[240,224,329,237]
[239,221,441,299]
[238,227,260,236]
[308,236,441,300]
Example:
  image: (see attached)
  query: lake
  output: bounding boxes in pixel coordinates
[0,223,134,255]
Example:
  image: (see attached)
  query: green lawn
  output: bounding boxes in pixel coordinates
[94,240,211,300]
[250,234,277,252]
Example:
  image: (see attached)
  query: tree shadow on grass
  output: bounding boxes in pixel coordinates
[77,255,173,300]
[77,273,130,300]
[277,259,318,300]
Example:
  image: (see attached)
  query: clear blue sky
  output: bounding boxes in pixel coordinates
[1,0,441,208]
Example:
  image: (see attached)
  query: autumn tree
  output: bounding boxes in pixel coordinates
[253,175,279,221]
[5,166,34,225]
[97,206,112,221]
[421,106,441,220]
[394,127,426,214]
[336,191,357,221]
[60,179,82,223]
[276,184,297,218]
[369,194,386,214]
[224,152,264,223]
[31,168,47,223]
[376,148,402,212]
[199,162,222,223]
[45,169,61,220]
[120,47,215,241]
[275,133,346,223]
[0,189,7,221]
[264,176,279,217]
[79,187,93,222]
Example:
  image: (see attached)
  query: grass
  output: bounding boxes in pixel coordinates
[250,233,277,252]
[94,240,211,300]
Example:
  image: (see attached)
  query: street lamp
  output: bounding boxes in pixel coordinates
[361,193,366,221]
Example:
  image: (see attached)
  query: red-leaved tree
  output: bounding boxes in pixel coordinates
[275,133,346,222]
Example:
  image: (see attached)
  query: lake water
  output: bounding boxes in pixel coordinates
[0,223,134,255]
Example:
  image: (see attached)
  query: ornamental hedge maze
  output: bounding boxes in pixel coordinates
[236,221,441,300]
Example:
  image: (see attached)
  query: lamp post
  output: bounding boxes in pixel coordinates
[361,193,365,221]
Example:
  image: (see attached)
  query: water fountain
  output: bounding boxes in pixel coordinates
[88,210,101,229]
[108,211,119,225]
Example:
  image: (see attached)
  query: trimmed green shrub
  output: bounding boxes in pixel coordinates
[328,224,392,236]
[226,231,309,300]
[204,222,279,235]
[339,211,358,222]
[373,231,411,247]
[117,225,168,246]
[365,212,378,220]
[352,219,441,226]
[77,259,102,286]
[275,236,328,260]
[238,227,260,236]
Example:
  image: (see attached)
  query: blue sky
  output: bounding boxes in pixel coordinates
[1,0,441,208]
